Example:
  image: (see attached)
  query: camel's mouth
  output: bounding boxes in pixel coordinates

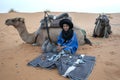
[5,23,10,26]
[5,22,9,26]
[5,19,11,26]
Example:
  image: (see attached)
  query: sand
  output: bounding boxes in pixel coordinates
[0,12,120,80]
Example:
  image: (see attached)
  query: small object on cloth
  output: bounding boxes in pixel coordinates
[48,50,65,61]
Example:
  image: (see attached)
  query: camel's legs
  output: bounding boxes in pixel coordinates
[32,25,42,46]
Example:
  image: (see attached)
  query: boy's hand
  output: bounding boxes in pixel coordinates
[57,45,64,52]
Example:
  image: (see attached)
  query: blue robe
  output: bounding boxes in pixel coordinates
[57,31,78,54]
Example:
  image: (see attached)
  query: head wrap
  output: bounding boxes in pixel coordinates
[59,19,73,29]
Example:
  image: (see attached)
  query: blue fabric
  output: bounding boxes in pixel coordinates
[57,31,78,54]
[27,52,57,69]
[28,53,96,80]
[56,54,96,80]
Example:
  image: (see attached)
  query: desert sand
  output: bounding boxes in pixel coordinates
[0,12,120,80]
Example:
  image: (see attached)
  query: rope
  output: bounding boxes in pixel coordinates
[44,11,52,43]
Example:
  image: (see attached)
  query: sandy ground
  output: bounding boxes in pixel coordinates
[0,12,120,80]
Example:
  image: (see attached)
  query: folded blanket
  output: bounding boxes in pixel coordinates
[28,52,57,69]
[56,54,96,80]
[28,53,96,80]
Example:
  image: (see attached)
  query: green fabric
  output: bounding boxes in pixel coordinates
[80,29,86,36]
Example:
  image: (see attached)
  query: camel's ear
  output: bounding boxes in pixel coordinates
[19,18,24,23]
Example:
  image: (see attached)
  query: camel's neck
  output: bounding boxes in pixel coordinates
[15,23,36,43]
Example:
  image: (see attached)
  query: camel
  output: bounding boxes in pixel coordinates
[93,14,112,38]
[5,17,92,46]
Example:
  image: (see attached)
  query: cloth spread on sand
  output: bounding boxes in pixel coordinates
[28,52,57,69]
[28,52,96,80]
[56,54,95,80]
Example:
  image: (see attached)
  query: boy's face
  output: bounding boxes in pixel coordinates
[63,24,69,31]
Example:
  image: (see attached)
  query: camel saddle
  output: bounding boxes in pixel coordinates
[40,13,72,28]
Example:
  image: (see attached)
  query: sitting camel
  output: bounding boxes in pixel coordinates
[93,14,112,38]
[5,17,92,46]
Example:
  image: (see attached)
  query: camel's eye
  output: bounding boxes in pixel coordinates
[12,19,15,22]
[18,18,21,21]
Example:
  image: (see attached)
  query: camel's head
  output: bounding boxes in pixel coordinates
[96,14,109,26]
[94,14,110,37]
[5,17,24,28]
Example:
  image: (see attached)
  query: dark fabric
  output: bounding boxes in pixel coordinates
[59,19,73,29]
[62,29,73,43]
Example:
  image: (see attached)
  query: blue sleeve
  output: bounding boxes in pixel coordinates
[57,31,63,45]
[57,32,78,54]
[62,32,78,54]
